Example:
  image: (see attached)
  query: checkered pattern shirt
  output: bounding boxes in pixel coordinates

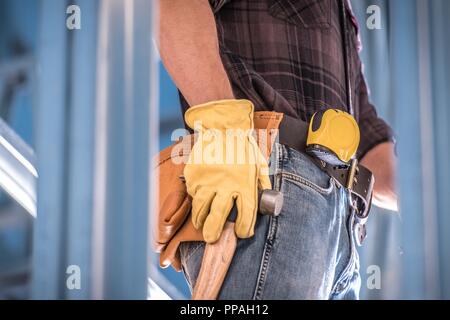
[180,0,395,158]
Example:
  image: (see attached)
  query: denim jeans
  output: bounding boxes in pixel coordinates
[179,143,361,300]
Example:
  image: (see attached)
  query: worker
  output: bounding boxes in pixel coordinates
[157,0,398,299]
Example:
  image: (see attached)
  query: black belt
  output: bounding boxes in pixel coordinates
[277,114,374,227]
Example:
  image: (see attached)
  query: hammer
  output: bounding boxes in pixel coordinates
[192,189,283,300]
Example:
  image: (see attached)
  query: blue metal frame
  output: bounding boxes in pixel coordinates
[0,117,37,216]
[32,0,70,299]
[65,0,99,299]
[32,0,159,299]
[97,0,154,299]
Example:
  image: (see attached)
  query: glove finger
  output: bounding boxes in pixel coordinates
[258,163,272,191]
[234,192,257,239]
[250,137,272,190]
[203,193,235,243]
[191,189,215,230]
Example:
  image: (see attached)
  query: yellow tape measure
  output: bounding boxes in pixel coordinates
[306,109,360,165]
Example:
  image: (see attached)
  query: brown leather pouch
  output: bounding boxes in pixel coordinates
[153,112,284,271]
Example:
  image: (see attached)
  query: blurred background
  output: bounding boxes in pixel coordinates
[0,0,449,299]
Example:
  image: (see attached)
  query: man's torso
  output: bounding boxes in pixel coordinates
[182,0,362,122]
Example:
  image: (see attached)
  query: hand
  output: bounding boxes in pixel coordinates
[360,142,398,211]
[183,100,272,243]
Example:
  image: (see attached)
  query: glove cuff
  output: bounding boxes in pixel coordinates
[185,99,254,131]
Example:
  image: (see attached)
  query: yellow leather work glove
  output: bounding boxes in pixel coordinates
[184,99,272,243]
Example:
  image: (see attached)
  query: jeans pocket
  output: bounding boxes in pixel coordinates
[281,171,335,196]
[268,0,332,28]
[179,241,205,290]
[179,241,204,264]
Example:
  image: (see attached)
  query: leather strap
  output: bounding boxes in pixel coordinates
[278,113,309,154]
[310,157,374,223]
[276,114,374,221]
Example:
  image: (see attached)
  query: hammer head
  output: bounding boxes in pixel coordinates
[259,190,284,217]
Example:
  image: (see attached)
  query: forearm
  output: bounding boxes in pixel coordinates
[360,142,398,212]
[158,0,234,106]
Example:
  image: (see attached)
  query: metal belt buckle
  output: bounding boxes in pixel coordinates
[346,159,368,246]
[346,159,359,190]
[354,222,367,247]
[349,195,368,246]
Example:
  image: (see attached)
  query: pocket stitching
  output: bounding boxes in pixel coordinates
[281,172,334,195]
[268,0,332,28]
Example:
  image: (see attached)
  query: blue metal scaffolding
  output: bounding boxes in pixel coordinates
[32,0,157,299]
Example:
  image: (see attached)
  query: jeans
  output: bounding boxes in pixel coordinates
[179,143,361,300]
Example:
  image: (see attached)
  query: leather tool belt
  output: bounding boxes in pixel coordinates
[153,112,374,271]
[153,112,283,271]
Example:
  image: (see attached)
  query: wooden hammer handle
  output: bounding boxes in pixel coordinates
[192,221,237,300]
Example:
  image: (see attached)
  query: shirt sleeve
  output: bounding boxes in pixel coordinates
[356,68,396,159]
[209,0,231,13]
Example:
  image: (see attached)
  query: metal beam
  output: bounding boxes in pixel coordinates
[0,117,37,216]
[32,0,70,299]
[390,0,426,299]
[32,0,156,299]
[91,0,156,299]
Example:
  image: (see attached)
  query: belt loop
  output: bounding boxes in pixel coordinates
[268,142,282,178]
[276,143,283,174]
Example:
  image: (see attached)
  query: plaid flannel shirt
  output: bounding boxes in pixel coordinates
[180,0,395,158]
